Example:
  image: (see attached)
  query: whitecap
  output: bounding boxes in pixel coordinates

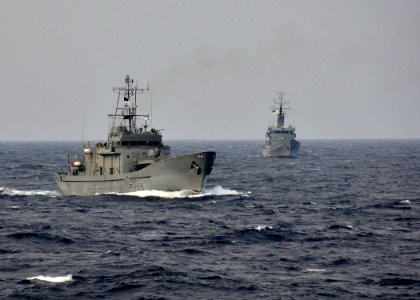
[120,185,243,199]
[0,187,60,197]
[26,274,72,283]
[306,268,326,272]
[254,225,273,231]
[400,199,411,204]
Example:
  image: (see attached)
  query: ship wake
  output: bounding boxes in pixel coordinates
[0,187,61,198]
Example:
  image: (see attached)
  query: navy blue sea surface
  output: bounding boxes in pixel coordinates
[0,140,419,299]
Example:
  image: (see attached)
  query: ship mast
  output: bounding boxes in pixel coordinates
[110,75,149,133]
[277,91,285,128]
[271,91,286,128]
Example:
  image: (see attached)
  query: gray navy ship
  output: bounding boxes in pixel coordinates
[55,75,216,196]
[262,91,300,157]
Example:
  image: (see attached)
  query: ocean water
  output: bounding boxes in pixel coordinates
[0,140,419,299]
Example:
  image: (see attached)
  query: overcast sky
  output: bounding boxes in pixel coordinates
[1,0,419,141]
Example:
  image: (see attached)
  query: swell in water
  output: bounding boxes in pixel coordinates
[1,140,419,299]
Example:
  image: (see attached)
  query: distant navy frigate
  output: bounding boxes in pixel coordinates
[262,91,300,157]
[55,75,216,195]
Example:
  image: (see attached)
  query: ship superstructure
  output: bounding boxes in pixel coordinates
[262,91,300,157]
[55,75,215,195]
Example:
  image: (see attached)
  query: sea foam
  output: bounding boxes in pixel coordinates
[254,225,273,231]
[26,274,72,283]
[0,187,60,197]
[121,185,242,199]
[306,268,327,272]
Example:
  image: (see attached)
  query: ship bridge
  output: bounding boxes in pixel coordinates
[108,126,163,147]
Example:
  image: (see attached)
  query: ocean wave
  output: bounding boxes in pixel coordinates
[306,268,327,272]
[254,225,273,231]
[0,187,61,197]
[26,274,72,283]
[228,225,288,243]
[379,277,420,286]
[119,185,244,199]
[8,232,74,244]
[328,224,353,231]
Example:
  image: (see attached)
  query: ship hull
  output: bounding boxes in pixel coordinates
[55,151,216,196]
[262,139,300,157]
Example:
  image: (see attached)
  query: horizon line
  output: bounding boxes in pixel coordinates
[1,137,420,143]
